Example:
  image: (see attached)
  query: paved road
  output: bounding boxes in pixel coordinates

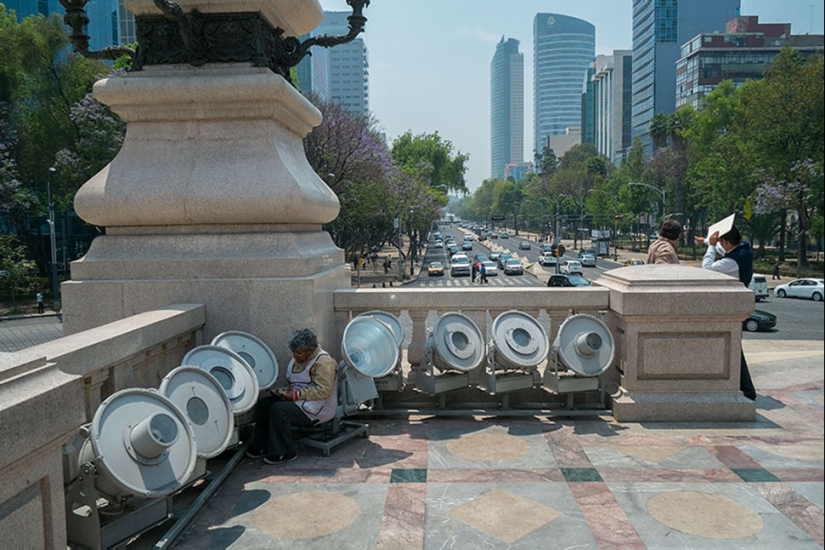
[0,316,64,354]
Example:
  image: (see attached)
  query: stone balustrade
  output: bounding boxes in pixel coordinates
[0,266,758,547]
[0,304,205,548]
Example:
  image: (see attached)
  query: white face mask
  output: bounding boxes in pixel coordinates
[716,243,727,256]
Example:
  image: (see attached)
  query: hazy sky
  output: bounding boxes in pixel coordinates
[317,1,824,192]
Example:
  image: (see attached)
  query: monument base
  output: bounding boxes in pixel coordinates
[611,389,756,422]
[62,227,349,371]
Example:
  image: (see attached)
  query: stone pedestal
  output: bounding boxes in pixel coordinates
[595,265,756,422]
[62,12,350,368]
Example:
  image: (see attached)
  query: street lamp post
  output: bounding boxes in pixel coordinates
[47,167,60,313]
[628,182,666,223]
[588,188,619,261]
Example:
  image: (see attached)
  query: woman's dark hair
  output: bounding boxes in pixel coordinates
[659,219,682,240]
[289,328,318,352]
[720,225,741,245]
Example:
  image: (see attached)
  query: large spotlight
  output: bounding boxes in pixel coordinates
[416,312,485,396]
[354,310,405,391]
[66,389,197,549]
[211,331,279,391]
[339,316,398,411]
[182,345,259,416]
[480,310,548,394]
[159,366,234,459]
[543,313,615,400]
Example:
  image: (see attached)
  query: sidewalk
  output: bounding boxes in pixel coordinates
[170,340,823,550]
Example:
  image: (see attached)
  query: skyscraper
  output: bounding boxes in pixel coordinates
[631,0,739,152]
[5,0,120,51]
[490,37,524,180]
[533,14,595,158]
[591,50,633,165]
[320,11,370,116]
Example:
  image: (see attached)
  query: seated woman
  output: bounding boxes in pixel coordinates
[247,328,337,464]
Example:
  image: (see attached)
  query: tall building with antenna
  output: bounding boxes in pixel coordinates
[490,37,524,180]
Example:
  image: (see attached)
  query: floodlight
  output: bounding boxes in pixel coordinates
[182,345,259,415]
[416,312,485,396]
[211,330,279,390]
[544,313,615,397]
[481,310,548,394]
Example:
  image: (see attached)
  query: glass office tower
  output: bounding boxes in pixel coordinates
[533,13,595,158]
[631,0,739,152]
[490,37,524,180]
[5,0,120,51]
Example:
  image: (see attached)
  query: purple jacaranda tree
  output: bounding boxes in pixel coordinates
[755,159,823,270]
[303,93,397,260]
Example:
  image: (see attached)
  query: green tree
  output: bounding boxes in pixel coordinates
[746,49,824,270]
[0,235,37,309]
[392,131,469,194]
[1,7,115,273]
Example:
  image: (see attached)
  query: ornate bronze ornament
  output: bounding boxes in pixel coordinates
[58,0,370,82]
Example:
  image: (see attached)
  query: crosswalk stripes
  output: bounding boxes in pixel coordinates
[419,276,540,288]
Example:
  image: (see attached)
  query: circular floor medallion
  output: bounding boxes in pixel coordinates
[646,491,763,539]
[446,431,530,462]
[253,491,360,539]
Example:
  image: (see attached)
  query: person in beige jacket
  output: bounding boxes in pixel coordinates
[646,219,682,264]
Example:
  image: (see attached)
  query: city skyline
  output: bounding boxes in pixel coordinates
[319,1,823,193]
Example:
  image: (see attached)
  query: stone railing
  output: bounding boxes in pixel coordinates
[0,304,205,549]
[333,265,757,422]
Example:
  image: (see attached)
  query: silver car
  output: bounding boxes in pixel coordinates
[579,253,596,267]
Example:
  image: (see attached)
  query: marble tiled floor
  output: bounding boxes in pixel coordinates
[177,381,823,550]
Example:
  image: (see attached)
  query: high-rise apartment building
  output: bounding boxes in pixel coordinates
[533,14,595,158]
[592,50,633,165]
[295,12,369,116]
[490,37,524,180]
[676,16,824,110]
[631,0,739,152]
[5,0,120,51]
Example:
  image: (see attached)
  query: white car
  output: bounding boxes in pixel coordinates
[579,253,597,267]
[450,254,471,277]
[519,241,531,250]
[539,252,557,266]
[503,258,523,275]
[560,260,583,275]
[774,278,824,301]
[748,274,769,301]
[481,260,498,276]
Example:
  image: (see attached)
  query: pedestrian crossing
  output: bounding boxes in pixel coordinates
[418,275,542,288]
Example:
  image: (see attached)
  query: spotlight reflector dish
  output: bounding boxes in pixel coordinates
[342,317,399,378]
[491,310,549,370]
[182,345,259,414]
[81,388,197,499]
[159,366,234,458]
[555,314,615,376]
[355,310,404,347]
[211,330,279,390]
[431,312,485,372]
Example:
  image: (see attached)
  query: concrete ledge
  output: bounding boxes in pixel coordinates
[612,390,756,422]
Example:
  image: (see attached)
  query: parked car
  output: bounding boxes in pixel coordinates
[481,260,498,276]
[560,260,583,275]
[547,274,591,287]
[774,278,823,301]
[579,253,597,267]
[432,240,443,249]
[519,241,531,250]
[743,309,776,332]
[428,262,444,277]
[748,274,769,301]
[450,254,471,277]
[627,259,645,266]
[503,258,523,275]
[578,248,596,258]
[539,252,558,266]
